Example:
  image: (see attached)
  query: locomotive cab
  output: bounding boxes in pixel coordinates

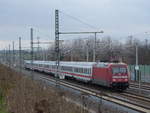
[110,64,129,90]
[92,62,129,90]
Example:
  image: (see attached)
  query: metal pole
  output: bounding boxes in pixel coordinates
[6,47,9,65]
[71,50,73,61]
[42,48,44,61]
[4,49,6,64]
[55,9,60,86]
[135,44,138,81]
[19,37,22,73]
[2,49,4,64]
[31,28,34,80]
[0,52,1,64]
[12,41,15,67]
[135,44,141,93]
[86,41,89,62]
[37,37,40,60]
[93,33,96,62]
[71,41,73,61]
[139,71,141,94]
[8,44,11,67]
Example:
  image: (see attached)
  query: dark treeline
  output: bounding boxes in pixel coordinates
[1,37,149,65]
[46,36,150,65]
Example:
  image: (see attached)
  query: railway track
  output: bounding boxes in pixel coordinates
[130,82,150,91]
[38,75,150,113]
[122,92,150,103]
[12,67,150,113]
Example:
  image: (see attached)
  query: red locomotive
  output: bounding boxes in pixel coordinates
[25,61,130,90]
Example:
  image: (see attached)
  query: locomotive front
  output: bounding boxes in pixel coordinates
[110,63,129,90]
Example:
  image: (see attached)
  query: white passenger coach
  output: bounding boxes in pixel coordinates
[25,60,95,82]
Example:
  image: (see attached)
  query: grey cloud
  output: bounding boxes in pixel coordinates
[0,0,150,44]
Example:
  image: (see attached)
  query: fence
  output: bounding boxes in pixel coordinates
[129,65,150,83]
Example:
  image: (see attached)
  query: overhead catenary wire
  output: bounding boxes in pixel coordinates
[59,10,99,30]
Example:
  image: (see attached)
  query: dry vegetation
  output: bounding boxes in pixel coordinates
[0,65,87,113]
[0,65,129,113]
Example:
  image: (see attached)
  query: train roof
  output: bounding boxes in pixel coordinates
[24,60,127,68]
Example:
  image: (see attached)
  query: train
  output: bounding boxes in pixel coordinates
[24,60,130,90]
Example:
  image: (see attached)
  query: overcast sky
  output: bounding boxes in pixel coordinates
[0,0,150,49]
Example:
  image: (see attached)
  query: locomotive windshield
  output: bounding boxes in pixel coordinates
[112,67,127,74]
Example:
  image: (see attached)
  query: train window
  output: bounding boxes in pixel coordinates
[81,68,83,73]
[78,68,80,73]
[80,68,82,73]
[112,67,127,74]
[113,68,120,74]
[120,68,127,73]
[83,68,86,74]
[74,68,77,73]
[62,66,73,72]
[86,69,88,74]
[87,69,89,74]
[74,68,91,74]
[84,68,88,74]
[52,65,56,69]
[61,66,64,70]
[39,64,43,67]
[89,69,91,74]
[74,68,79,73]
[80,68,81,73]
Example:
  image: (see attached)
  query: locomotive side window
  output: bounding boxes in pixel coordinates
[112,68,119,74]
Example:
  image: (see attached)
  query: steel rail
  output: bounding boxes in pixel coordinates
[20,67,150,113]
[130,83,150,90]
[38,75,150,113]
[122,92,150,103]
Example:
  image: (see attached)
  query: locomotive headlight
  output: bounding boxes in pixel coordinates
[125,79,128,81]
[112,79,116,82]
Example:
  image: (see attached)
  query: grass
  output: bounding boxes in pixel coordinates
[0,65,87,113]
[0,64,128,113]
[0,92,7,113]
